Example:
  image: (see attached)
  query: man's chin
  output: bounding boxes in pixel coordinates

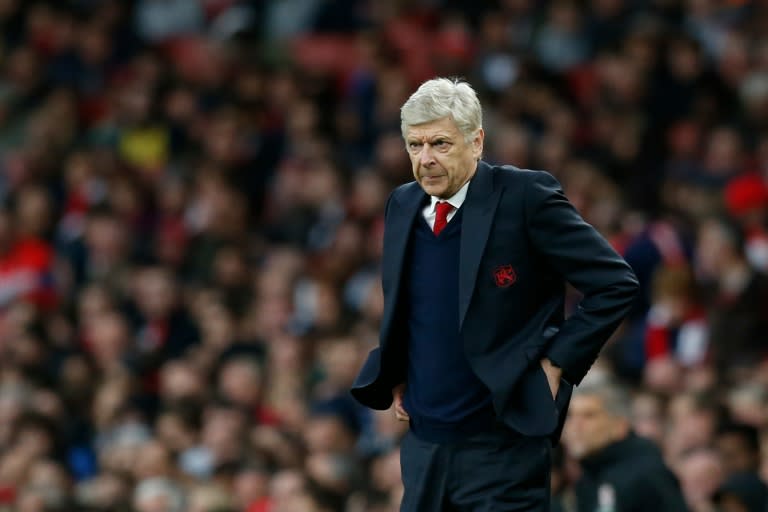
[420,183,446,197]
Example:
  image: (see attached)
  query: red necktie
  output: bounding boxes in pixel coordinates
[433,201,453,236]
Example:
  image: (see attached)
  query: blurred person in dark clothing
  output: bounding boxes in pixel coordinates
[549,445,572,512]
[696,217,768,379]
[126,265,199,389]
[563,381,688,512]
[714,472,768,512]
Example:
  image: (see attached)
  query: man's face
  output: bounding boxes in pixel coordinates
[564,395,625,460]
[405,117,483,199]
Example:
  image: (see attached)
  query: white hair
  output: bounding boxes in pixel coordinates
[400,77,482,142]
[573,380,632,419]
[134,477,185,512]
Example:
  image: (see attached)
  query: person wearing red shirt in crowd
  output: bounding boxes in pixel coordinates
[645,264,708,367]
[724,172,768,272]
[0,206,56,321]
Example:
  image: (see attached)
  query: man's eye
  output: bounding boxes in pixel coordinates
[408,142,422,150]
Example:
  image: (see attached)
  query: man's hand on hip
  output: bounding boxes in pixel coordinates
[540,358,562,400]
[393,383,410,421]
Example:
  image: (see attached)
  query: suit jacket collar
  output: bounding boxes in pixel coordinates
[466,160,495,203]
[459,161,501,328]
[379,182,424,346]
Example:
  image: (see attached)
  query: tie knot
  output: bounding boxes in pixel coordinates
[435,201,453,219]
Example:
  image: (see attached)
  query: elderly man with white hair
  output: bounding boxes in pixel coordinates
[351,77,638,511]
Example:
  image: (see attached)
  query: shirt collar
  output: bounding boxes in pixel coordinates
[429,179,470,213]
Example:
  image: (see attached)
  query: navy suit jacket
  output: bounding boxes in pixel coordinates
[351,162,639,438]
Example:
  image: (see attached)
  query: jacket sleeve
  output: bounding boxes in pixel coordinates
[524,171,639,384]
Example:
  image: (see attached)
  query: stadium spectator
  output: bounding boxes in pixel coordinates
[563,381,688,511]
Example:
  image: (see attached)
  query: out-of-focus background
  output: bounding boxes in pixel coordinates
[0,0,767,511]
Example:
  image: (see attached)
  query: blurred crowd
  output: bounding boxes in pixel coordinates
[1,0,768,511]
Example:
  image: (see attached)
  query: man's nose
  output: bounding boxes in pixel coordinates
[419,144,435,165]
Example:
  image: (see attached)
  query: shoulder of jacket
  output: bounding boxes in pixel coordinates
[390,180,420,199]
[489,164,555,185]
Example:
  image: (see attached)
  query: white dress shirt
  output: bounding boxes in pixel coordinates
[421,180,470,230]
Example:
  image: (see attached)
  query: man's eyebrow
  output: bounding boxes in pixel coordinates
[408,134,454,142]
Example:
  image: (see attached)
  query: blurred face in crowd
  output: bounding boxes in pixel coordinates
[18,460,69,511]
[218,358,262,408]
[202,406,246,463]
[133,441,172,481]
[677,449,724,508]
[26,460,69,492]
[696,219,739,278]
[666,393,719,460]
[77,284,115,322]
[233,466,270,508]
[631,392,664,444]
[155,411,197,453]
[303,415,356,455]
[15,421,53,460]
[85,213,126,263]
[564,394,628,459]
[270,470,309,511]
[86,312,129,371]
[159,361,205,404]
[370,447,402,493]
[406,116,483,199]
[15,186,52,238]
[134,267,176,319]
[317,339,362,390]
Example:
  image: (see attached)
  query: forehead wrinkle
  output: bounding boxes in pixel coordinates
[406,130,457,143]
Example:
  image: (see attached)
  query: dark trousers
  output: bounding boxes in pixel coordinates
[399,426,551,511]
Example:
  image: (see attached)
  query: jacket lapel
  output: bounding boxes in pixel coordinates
[381,183,425,343]
[459,162,502,329]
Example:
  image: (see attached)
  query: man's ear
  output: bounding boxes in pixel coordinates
[474,128,485,159]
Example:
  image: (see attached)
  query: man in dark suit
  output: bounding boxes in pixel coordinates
[350,77,638,511]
